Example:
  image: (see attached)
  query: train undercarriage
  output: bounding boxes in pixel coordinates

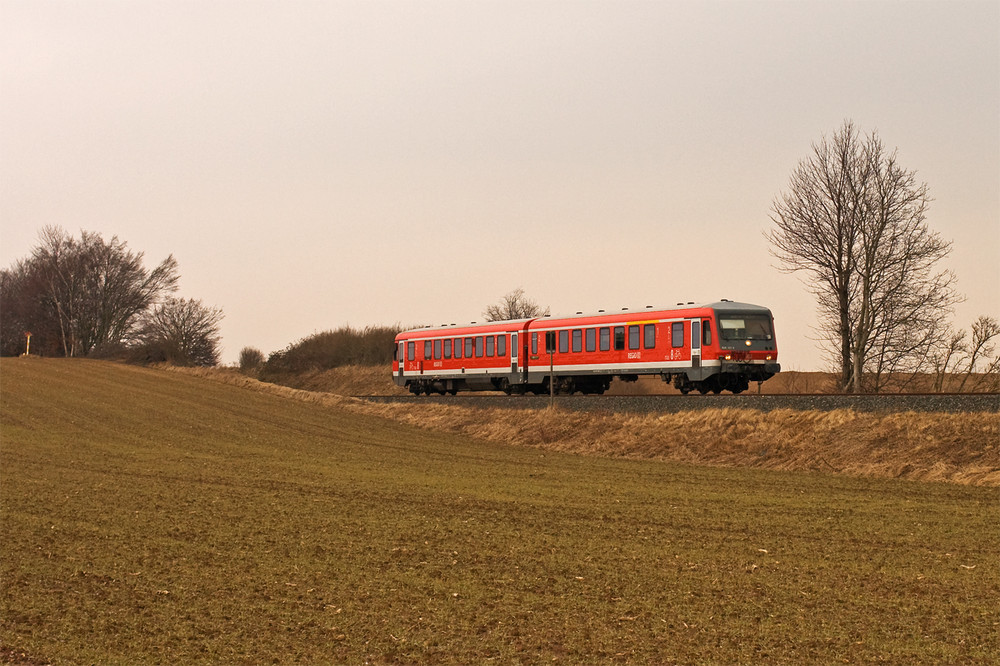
[405,363,777,396]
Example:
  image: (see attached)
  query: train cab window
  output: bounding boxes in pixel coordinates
[407,341,415,361]
[531,333,538,355]
[644,324,656,349]
[444,339,452,359]
[465,337,474,358]
[424,341,433,360]
[702,320,712,346]
[628,325,640,350]
[434,339,442,359]
[586,328,596,352]
[486,336,495,357]
[672,322,684,348]
[614,326,625,351]
[498,335,507,357]
[559,330,569,353]
[572,329,582,353]
[454,338,462,359]
[475,336,484,357]
[600,327,611,351]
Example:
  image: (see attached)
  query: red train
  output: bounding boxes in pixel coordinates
[392,300,780,395]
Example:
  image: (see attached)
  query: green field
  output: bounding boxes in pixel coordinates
[2,359,997,664]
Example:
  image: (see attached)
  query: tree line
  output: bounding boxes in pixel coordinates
[1,227,222,366]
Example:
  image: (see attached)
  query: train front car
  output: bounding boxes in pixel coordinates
[679,300,780,394]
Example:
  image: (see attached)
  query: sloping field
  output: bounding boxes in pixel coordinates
[2,359,998,664]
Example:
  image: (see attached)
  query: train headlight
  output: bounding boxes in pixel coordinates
[745,339,752,347]
[766,355,772,361]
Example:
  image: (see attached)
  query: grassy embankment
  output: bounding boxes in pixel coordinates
[2,358,998,664]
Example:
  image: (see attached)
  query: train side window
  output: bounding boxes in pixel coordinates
[498,334,506,357]
[585,328,596,352]
[407,341,415,361]
[644,323,656,349]
[672,322,684,348]
[512,334,518,358]
[614,326,625,350]
[572,329,582,353]
[703,320,712,346]
[600,327,611,351]
[486,336,495,357]
[531,333,538,355]
[454,338,462,359]
[465,337,474,358]
[559,330,569,353]
[444,339,452,359]
[628,325,640,350]
[424,341,433,360]
[474,336,483,357]
[434,339,442,359]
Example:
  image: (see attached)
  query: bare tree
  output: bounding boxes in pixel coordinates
[959,316,1000,391]
[931,329,967,392]
[22,227,179,356]
[134,298,223,366]
[483,288,549,322]
[769,121,958,392]
[929,316,1000,392]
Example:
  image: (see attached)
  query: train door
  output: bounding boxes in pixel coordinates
[691,319,701,369]
[511,333,518,376]
[523,332,532,384]
[398,342,404,381]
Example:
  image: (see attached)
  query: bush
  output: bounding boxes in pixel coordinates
[262,325,402,376]
[239,347,265,374]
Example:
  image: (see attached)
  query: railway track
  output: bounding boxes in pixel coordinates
[357,393,1000,414]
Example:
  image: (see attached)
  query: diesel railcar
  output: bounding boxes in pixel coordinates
[393,300,780,395]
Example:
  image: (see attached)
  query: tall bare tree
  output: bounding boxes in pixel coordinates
[769,121,958,392]
[483,288,549,321]
[4,227,179,357]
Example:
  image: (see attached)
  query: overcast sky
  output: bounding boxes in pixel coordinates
[2,0,997,370]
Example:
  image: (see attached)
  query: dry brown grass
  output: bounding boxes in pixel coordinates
[254,364,410,396]
[175,367,1000,487]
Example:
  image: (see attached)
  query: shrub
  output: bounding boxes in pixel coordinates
[239,347,265,374]
[262,325,402,376]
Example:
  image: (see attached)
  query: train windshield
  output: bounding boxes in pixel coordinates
[718,315,773,341]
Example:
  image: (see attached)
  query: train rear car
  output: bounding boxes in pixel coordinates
[393,320,531,395]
